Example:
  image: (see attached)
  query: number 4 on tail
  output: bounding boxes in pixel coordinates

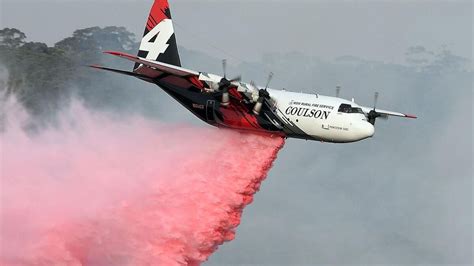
[139,19,174,61]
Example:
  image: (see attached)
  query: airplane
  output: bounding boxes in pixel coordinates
[91,0,416,143]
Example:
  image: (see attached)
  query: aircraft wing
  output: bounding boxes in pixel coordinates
[90,51,200,84]
[360,106,417,119]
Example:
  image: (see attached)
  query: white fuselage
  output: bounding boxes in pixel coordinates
[201,74,377,143]
[268,89,375,143]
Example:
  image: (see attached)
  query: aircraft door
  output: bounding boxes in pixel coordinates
[206,100,216,122]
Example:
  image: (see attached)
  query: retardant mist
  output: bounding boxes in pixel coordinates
[0,100,285,265]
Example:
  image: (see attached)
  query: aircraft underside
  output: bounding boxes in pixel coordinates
[155,77,289,136]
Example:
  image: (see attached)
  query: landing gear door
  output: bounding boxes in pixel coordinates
[206,100,216,122]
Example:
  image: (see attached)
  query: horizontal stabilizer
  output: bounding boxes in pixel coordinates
[89,65,153,82]
[104,51,199,77]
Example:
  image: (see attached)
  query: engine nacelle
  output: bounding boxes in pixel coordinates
[253,100,263,115]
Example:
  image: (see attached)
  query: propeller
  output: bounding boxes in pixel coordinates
[373,91,379,109]
[264,72,274,90]
[336,85,341,97]
[219,59,241,106]
[222,59,227,79]
[367,92,387,125]
[252,73,273,115]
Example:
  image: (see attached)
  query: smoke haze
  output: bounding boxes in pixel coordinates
[0,99,284,265]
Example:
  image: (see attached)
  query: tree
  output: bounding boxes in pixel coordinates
[55,26,137,59]
[0,28,27,48]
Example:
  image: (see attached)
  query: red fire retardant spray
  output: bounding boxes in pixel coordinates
[0,101,285,265]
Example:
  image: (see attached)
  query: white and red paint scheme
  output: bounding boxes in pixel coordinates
[92,0,416,143]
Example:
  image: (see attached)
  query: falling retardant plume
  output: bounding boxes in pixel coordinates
[0,98,285,265]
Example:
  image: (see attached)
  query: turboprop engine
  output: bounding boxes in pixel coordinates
[253,88,270,115]
[218,60,241,106]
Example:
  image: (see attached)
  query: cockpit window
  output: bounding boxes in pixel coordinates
[338,104,352,113]
[338,104,364,114]
[350,107,364,114]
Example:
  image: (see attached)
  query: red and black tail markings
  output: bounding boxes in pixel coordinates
[135,0,181,71]
[145,0,171,33]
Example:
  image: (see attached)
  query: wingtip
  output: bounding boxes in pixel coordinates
[405,114,417,119]
[103,50,135,58]
[103,50,120,56]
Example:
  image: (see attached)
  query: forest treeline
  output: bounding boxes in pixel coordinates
[0,27,139,120]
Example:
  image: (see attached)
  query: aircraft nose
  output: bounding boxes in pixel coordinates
[361,122,375,138]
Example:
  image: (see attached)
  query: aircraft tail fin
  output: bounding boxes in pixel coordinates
[134,0,181,71]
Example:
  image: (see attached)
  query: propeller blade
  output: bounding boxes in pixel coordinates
[222,59,227,79]
[230,75,241,83]
[219,59,241,89]
[264,72,274,91]
[373,92,379,110]
[336,86,341,97]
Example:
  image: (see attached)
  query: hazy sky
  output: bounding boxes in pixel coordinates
[1,0,472,64]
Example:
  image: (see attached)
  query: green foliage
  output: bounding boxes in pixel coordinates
[0,28,26,48]
[1,33,74,118]
[0,27,139,122]
[55,26,137,65]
